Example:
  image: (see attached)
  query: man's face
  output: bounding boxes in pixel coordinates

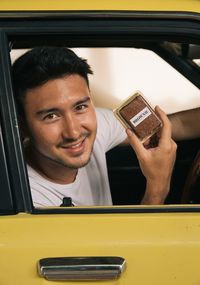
[23,74,97,170]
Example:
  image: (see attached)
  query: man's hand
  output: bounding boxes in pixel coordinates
[126,106,177,205]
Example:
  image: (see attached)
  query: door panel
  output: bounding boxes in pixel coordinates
[0,211,200,285]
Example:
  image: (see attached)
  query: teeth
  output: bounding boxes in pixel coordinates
[70,142,82,148]
[61,139,85,149]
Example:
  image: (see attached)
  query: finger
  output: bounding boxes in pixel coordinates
[143,138,151,147]
[155,105,172,142]
[126,128,146,157]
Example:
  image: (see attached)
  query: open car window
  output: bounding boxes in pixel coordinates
[10,43,200,209]
[1,12,199,212]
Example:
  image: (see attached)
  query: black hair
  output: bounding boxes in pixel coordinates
[12,46,93,117]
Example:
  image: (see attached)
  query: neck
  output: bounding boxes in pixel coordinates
[25,146,78,184]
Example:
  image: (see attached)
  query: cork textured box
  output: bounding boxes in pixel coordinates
[113,92,162,142]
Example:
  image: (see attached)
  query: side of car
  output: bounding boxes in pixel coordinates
[1,5,200,285]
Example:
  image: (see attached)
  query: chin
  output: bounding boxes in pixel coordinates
[73,154,91,168]
[62,158,90,169]
[61,152,92,169]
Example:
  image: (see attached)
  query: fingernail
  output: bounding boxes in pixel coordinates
[126,128,132,136]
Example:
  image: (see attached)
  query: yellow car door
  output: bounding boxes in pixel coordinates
[1,208,200,285]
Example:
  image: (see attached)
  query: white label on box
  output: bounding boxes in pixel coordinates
[130,107,151,127]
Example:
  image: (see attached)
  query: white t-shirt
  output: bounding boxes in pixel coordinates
[28,108,126,207]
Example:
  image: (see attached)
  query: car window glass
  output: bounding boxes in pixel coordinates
[189,44,200,67]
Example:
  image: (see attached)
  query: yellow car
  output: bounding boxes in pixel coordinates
[1,1,200,284]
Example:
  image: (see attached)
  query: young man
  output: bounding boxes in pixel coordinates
[12,47,177,207]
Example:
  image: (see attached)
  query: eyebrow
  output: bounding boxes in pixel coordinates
[73,96,91,108]
[36,96,91,116]
[36,108,59,116]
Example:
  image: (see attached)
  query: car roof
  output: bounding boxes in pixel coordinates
[1,0,200,13]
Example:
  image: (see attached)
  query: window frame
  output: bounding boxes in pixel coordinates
[0,31,33,214]
[1,11,200,214]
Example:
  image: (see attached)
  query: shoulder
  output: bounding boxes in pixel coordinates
[95,107,114,122]
[95,107,127,151]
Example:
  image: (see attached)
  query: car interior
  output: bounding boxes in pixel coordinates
[105,42,200,205]
[10,34,200,207]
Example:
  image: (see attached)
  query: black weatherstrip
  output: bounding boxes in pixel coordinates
[0,31,33,213]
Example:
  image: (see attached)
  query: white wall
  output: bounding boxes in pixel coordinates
[11,47,200,114]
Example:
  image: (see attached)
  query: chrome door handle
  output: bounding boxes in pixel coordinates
[38,256,126,281]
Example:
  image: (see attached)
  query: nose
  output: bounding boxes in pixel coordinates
[62,114,80,140]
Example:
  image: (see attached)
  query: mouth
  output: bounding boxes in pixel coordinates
[60,137,87,155]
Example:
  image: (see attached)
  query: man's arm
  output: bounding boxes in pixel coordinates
[126,106,177,205]
[169,107,200,141]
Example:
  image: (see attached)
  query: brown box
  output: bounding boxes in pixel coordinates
[113,91,162,142]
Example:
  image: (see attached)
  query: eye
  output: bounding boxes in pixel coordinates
[76,104,88,111]
[43,113,58,121]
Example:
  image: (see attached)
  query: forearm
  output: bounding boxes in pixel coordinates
[169,107,200,141]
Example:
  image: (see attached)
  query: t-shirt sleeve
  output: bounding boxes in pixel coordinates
[95,108,127,152]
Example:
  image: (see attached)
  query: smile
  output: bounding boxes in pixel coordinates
[63,141,83,149]
[60,137,87,154]
[70,142,82,148]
